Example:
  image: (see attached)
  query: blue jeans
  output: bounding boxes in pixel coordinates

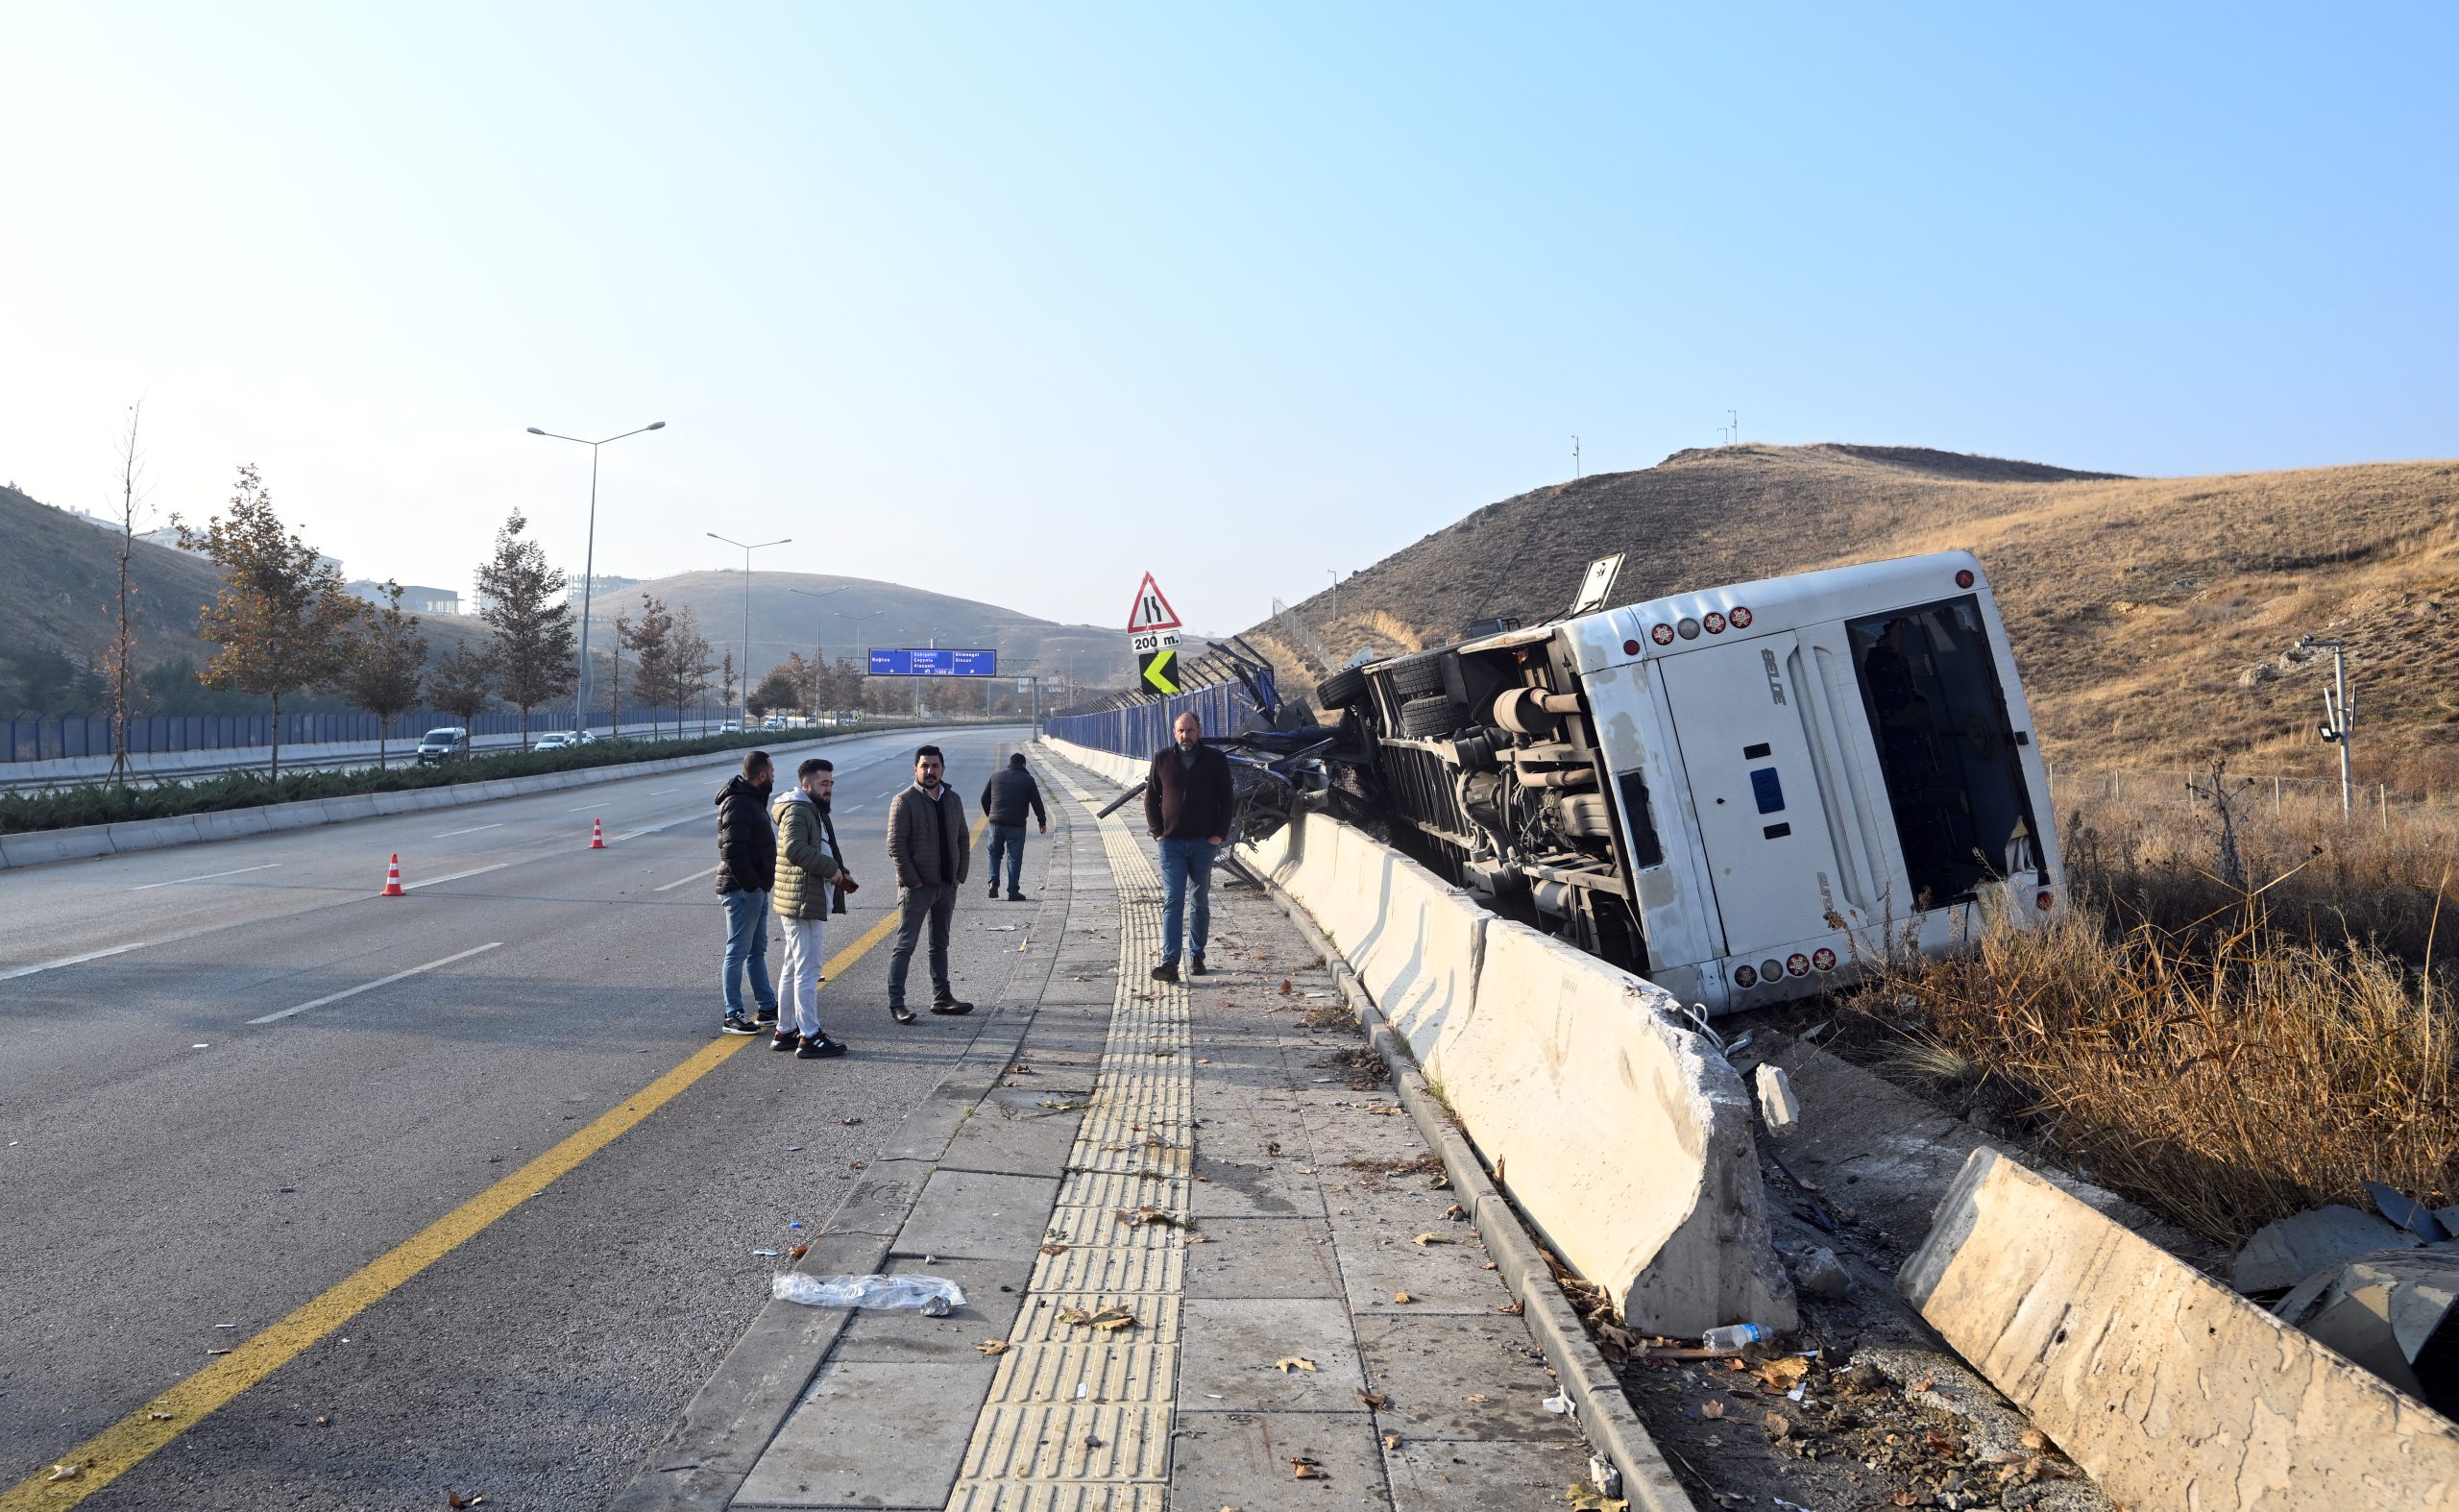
[1158,838,1217,966]
[721,889,778,1015]
[987,823,1027,893]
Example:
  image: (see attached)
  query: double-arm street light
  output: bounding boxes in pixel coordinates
[709,531,791,719]
[787,586,850,717]
[526,421,666,733]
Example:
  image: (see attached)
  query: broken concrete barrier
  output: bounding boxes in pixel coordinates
[1753,1062,1799,1135]
[1902,1147,2459,1510]
[2233,1204,2422,1294]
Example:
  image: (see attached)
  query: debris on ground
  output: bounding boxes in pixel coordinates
[1755,1062,1801,1135]
[2272,1246,2459,1414]
[2232,1204,2421,1293]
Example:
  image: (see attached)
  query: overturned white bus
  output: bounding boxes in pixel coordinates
[1312,550,2061,1014]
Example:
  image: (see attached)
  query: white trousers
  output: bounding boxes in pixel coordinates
[777,915,829,1036]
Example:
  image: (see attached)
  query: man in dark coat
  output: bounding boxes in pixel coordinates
[979,752,1048,901]
[1144,710,1237,983]
[885,744,974,1023]
[714,749,781,1035]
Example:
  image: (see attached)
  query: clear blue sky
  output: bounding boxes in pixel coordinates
[3,3,2451,638]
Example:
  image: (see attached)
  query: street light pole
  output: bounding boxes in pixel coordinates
[708,531,791,721]
[527,421,666,733]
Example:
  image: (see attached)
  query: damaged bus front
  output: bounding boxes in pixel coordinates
[1314,551,2061,1014]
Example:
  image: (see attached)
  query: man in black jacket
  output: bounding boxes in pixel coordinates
[979,752,1048,901]
[1144,710,1237,983]
[714,749,782,1036]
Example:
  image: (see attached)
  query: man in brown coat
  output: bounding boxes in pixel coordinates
[885,744,974,1023]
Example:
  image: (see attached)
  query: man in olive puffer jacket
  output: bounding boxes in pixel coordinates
[769,757,857,1059]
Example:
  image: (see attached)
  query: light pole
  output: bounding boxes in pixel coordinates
[708,531,791,721]
[834,609,888,723]
[787,586,849,718]
[526,421,665,734]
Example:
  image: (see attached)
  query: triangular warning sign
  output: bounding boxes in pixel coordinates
[1125,573,1182,634]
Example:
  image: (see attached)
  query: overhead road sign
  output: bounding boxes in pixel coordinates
[868,647,1000,677]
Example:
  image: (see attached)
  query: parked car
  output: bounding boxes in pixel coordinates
[534,732,577,751]
[414,727,471,765]
[718,720,743,735]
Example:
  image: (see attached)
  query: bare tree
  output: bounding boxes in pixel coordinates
[339,583,427,768]
[174,465,357,780]
[668,607,718,733]
[623,595,675,739]
[426,643,494,745]
[105,402,150,788]
[475,510,577,748]
[720,649,738,718]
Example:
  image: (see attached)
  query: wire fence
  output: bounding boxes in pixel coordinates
[2047,761,2424,832]
[4,705,709,763]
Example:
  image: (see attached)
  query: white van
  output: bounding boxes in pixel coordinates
[1322,550,2060,1014]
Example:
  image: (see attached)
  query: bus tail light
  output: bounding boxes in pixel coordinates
[2035,890,2056,912]
[1733,963,1759,988]
[1728,606,1752,628]
[1956,569,1976,589]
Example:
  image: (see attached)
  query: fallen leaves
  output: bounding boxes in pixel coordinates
[1565,1486,1630,1511]
[1355,1387,1388,1409]
[1279,980,1293,995]
[976,1339,1010,1356]
[1038,1242,1070,1256]
[1411,1232,1452,1247]
[1442,1203,1467,1221]
[2021,1427,2049,1451]
[1114,1205,1187,1230]
[1392,1291,1416,1305]
[1755,1355,1812,1392]
[1764,1410,1793,1440]
[1381,1431,1403,1451]
[1495,1301,1525,1316]
[1701,1399,1725,1419]
[1057,1305,1139,1333]
[447,1494,488,1509]
[45,1464,82,1483]
[1289,1456,1325,1480]
[840,1116,863,1126]
[1273,1356,1319,1373]
[787,1244,809,1261]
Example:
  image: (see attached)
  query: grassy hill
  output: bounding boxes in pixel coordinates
[1253,444,2459,791]
[0,481,228,678]
[578,569,1126,692]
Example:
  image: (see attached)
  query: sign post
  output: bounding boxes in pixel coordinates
[1125,572,1183,697]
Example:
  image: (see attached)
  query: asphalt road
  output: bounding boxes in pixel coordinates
[0,723,1065,1508]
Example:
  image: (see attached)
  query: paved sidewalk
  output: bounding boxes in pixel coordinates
[695,749,1591,1510]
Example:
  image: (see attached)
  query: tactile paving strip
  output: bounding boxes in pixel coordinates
[943,762,1192,1507]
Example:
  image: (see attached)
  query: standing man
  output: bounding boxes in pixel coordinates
[769,756,854,1059]
[886,744,975,1024]
[979,751,1049,901]
[1145,710,1237,983]
[714,749,782,1036]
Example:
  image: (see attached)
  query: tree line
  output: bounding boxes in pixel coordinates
[159,464,741,778]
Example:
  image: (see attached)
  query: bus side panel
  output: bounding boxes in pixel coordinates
[1578,660,1725,983]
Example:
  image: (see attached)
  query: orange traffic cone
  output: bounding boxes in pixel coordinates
[589,817,606,850]
[380,853,405,896]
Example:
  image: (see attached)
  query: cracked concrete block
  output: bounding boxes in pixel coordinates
[1754,1062,1799,1134]
[2231,1203,2421,1294]
[1793,1246,1849,1299]
[1902,1147,2459,1512]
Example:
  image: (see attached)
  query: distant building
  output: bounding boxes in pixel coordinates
[346,580,461,615]
[568,573,643,606]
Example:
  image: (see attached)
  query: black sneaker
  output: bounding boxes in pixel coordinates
[1008,891,1029,902]
[988,883,999,898]
[753,1008,779,1026]
[720,1013,761,1036]
[769,1030,802,1051]
[929,997,975,1015]
[1189,956,1209,977]
[1150,962,1180,984]
[890,1004,916,1025]
[796,1035,848,1059]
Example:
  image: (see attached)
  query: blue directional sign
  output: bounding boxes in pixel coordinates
[868,647,999,677]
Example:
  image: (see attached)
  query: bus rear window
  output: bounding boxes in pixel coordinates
[1845,596,2038,907]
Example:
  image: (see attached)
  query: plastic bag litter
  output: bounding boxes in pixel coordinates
[772,1273,965,1316]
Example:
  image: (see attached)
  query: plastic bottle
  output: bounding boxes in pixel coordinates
[1700,1323,1765,1353]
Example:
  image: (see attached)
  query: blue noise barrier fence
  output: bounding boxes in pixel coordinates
[1044,681,1259,763]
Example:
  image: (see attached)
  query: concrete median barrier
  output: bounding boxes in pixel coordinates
[1424,919,1795,1335]
[1901,1147,2459,1511]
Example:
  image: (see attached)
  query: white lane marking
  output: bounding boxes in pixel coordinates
[0,942,149,982]
[128,864,283,891]
[609,814,697,842]
[648,788,679,795]
[249,942,505,1024]
[400,863,511,891]
[566,804,597,812]
[431,822,505,839]
[654,865,721,892]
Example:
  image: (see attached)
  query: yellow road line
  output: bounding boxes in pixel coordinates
[4,902,912,1510]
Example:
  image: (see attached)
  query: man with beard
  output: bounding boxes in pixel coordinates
[769,756,857,1059]
[885,744,975,1023]
[713,749,782,1036]
[1144,710,1236,983]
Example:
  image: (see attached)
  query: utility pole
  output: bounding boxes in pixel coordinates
[1728,409,1738,447]
[2306,634,2354,817]
[708,531,791,720]
[1571,435,1581,477]
[527,421,666,734]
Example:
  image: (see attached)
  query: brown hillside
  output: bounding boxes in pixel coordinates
[1257,445,2459,790]
[0,480,229,675]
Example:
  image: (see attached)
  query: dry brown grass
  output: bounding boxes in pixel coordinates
[1854,772,2459,1246]
[1261,443,2459,782]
